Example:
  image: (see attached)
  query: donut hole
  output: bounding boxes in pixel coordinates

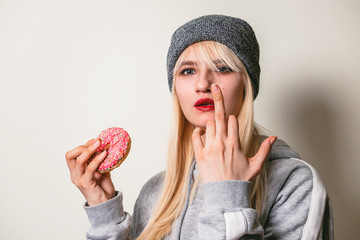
[104,144,111,151]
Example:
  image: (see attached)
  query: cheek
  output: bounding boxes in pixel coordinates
[222,87,244,115]
[175,83,190,111]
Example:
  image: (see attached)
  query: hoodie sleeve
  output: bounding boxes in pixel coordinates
[84,191,132,240]
[197,159,334,240]
[198,180,264,239]
[83,172,165,240]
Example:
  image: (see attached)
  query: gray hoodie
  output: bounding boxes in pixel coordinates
[84,139,334,239]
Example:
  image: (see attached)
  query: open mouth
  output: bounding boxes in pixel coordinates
[194,98,215,111]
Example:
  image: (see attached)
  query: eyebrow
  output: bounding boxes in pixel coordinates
[212,59,226,65]
[178,59,226,67]
[178,61,197,67]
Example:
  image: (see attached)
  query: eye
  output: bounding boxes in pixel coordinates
[217,66,233,73]
[179,68,196,75]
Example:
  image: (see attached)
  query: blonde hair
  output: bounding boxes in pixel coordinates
[137,41,265,240]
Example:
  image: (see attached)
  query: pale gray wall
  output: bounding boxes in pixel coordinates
[0,0,359,239]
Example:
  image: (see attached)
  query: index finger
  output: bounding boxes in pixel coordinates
[211,84,226,137]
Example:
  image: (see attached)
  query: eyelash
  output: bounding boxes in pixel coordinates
[180,68,195,75]
[216,66,233,73]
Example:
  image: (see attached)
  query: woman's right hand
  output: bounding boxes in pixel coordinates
[65,138,115,206]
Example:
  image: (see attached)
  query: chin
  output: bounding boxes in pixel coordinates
[192,116,215,129]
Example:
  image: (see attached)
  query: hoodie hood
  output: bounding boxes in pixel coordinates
[261,136,300,161]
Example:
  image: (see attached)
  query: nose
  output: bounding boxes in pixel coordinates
[195,69,213,93]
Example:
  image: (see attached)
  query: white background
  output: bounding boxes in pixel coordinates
[1,0,359,239]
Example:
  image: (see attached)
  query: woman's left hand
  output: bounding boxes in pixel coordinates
[192,84,277,183]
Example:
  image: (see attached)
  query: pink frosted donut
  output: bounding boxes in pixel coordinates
[90,127,131,173]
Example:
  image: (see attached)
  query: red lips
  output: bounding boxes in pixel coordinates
[194,98,214,111]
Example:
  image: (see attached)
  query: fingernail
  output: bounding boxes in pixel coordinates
[93,140,100,147]
[269,136,277,145]
[211,84,219,93]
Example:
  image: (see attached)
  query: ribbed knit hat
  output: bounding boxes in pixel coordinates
[167,14,260,99]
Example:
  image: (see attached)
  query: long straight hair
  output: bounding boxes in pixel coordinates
[137,41,265,240]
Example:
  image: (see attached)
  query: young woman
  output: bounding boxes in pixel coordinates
[66,15,334,239]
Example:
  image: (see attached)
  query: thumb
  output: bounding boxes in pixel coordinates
[249,136,277,174]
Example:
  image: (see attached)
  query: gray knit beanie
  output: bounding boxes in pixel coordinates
[167,14,260,99]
